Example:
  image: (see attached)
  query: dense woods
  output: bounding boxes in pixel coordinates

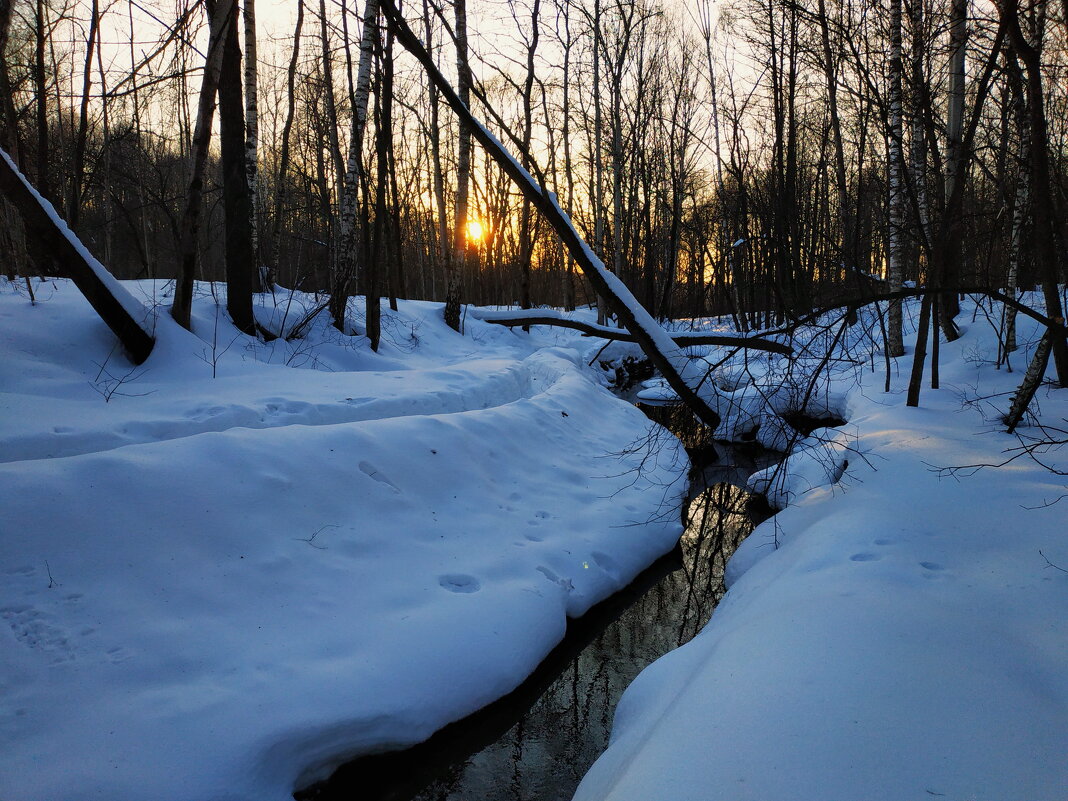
[1,0,1067,370]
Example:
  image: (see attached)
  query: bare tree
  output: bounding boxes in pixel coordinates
[172,0,237,330]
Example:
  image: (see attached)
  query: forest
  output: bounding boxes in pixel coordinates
[3,0,1067,362]
[2,0,1068,799]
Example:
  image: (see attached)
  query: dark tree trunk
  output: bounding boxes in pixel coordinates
[69,0,100,230]
[172,0,236,330]
[218,0,256,335]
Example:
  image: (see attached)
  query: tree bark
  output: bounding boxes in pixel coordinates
[217,0,257,334]
[0,0,22,163]
[444,0,472,332]
[68,0,100,230]
[243,0,263,289]
[1005,330,1052,432]
[172,0,236,330]
[330,0,379,331]
[886,0,906,357]
[1002,0,1068,386]
[941,0,967,322]
[34,0,50,204]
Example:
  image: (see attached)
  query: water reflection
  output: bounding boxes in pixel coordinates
[412,466,766,801]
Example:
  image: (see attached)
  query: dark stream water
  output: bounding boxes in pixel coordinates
[297,438,776,801]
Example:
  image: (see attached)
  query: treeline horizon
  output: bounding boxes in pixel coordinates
[1,0,1066,336]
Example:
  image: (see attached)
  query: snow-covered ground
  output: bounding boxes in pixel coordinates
[0,279,687,801]
[575,298,1068,800]
[5,276,1067,801]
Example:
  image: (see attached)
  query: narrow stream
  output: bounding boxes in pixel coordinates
[412,454,772,801]
[297,439,776,801]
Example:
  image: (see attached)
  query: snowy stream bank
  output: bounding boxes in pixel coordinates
[297,444,777,801]
[0,280,693,801]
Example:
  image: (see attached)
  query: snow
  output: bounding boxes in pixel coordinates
[5,277,1068,801]
[574,295,1068,801]
[0,279,686,801]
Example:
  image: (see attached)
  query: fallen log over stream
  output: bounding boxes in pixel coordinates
[466,309,793,355]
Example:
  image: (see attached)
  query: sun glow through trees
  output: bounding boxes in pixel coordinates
[465,219,486,244]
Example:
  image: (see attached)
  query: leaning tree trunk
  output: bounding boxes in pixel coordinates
[1005,330,1052,433]
[0,148,154,362]
[379,0,722,429]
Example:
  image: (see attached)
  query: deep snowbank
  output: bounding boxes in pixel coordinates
[0,279,686,801]
[574,300,1068,800]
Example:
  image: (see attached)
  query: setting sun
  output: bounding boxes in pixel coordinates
[465,219,486,243]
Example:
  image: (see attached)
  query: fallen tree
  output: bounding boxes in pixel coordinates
[379,0,724,428]
[0,148,154,364]
[466,308,793,355]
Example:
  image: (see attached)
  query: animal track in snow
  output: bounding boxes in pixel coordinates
[849,553,880,562]
[438,574,480,593]
[1,605,74,663]
[591,551,619,576]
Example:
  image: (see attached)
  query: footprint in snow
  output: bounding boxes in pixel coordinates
[591,551,618,577]
[849,553,880,562]
[439,574,480,593]
[1,605,74,663]
[920,561,945,572]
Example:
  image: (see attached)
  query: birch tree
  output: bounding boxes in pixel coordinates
[329,0,379,331]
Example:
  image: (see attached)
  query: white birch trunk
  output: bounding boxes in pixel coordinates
[1006,75,1029,357]
[330,0,379,328]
